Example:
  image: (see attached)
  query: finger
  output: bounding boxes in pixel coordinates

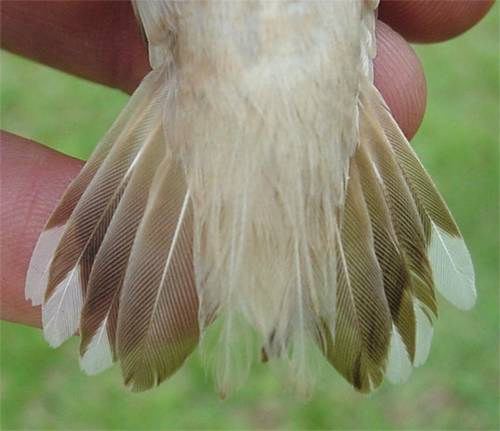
[1,0,425,138]
[0,132,82,327]
[375,21,426,140]
[0,0,149,94]
[379,0,494,43]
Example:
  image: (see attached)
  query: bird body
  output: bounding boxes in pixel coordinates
[26,0,476,396]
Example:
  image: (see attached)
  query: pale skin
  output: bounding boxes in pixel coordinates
[0,0,493,327]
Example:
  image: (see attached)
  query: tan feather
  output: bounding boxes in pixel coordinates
[367,85,476,310]
[360,94,437,324]
[325,160,391,393]
[354,144,417,365]
[41,70,168,347]
[360,93,437,368]
[25,69,159,306]
[116,154,199,392]
[79,123,166,375]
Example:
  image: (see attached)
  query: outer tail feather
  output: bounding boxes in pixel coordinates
[26,70,167,306]
[31,62,199,389]
[79,123,166,374]
[39,69,169,348]
[321,80,476,388]
[330,80,475,385]
[26,225,66,306]
[367,85,476,310]
[41,176,126,347]
[386,324,413,384]
[361,97,437,319]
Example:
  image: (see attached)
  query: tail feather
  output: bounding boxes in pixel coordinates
[41,175,126,347]
[368,85,476,310]
[322,80,476,389]
[329,80,475,385]
[325,160,392,393]
[361,98,437,320]
[385,324,413,384]
[32,63,200,390]
[362,110,438,370]
[116,155,199,392]
[79,123,166,375]
[37,69,168,347]
[355,144,417,364]
[26,70,167,306]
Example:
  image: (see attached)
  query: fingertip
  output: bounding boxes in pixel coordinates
[374,21,427,140]
[378,0,494,43]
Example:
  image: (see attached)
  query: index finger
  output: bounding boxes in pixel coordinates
[0,0,149,93]
[1,0,494,94]
[379,0,494,43]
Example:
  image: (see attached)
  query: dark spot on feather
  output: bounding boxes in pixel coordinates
[352,354,363,390]
[261,347,269,363]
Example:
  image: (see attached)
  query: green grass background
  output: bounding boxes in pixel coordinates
[1,8,498,430]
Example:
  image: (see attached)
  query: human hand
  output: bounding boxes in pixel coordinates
[0,0,493,327]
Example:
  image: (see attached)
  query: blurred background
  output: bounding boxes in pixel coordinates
[1,6,498,430]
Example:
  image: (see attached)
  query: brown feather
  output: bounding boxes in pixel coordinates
[368,85,460,238]
[325,160,391,392]
[354,144,417,362]
[116,155,199,392]
[40,70,168,348]
[79,124,166,371]
[360,97,437,320]
[45,75,166,302]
